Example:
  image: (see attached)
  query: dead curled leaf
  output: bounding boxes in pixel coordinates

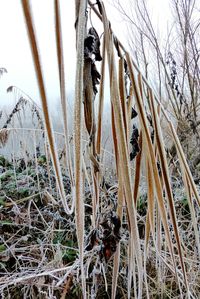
[91,62,101,95]
[83,27,101,145]
[130,124,140,161]
[84,27,102,95]
[85,211,121,262]
[84,27,102,61]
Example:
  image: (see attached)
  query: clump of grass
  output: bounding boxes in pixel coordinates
[2,97,27,129]
[0,129,9,147]
[6,86,44,130]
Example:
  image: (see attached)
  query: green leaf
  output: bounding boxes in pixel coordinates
[0,170,14,181]
[0,220,13,225]
[0,197,5,206]
[0,244,6,252]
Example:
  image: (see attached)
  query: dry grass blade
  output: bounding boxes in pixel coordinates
[111,105,119,171]
[112,39,134,299]
[170,130,200,257]
[126,53,178,284]
[21,0,74,214]
[96,35,106,155]
[133,133,143,204]
[60,275,73,299]
[118,57,128,139]
[169,122,200,207]
[149,88,189,290]
[146,160,155,243]
[184,174,200,256]
[112,166,124,299]
[169,120,200,256]
[100,2,143,297]
[54,0,74,186]
[74,0,87,297]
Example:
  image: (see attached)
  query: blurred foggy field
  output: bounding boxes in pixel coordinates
[0,88,115,171]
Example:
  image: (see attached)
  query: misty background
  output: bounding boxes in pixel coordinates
[0,0,171,158]
[0,0,170,105]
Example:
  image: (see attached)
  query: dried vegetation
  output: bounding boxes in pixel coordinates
[0,0,199,298]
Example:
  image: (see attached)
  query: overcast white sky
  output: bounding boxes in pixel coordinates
[0,0,170,108]
[0,0,77,107]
